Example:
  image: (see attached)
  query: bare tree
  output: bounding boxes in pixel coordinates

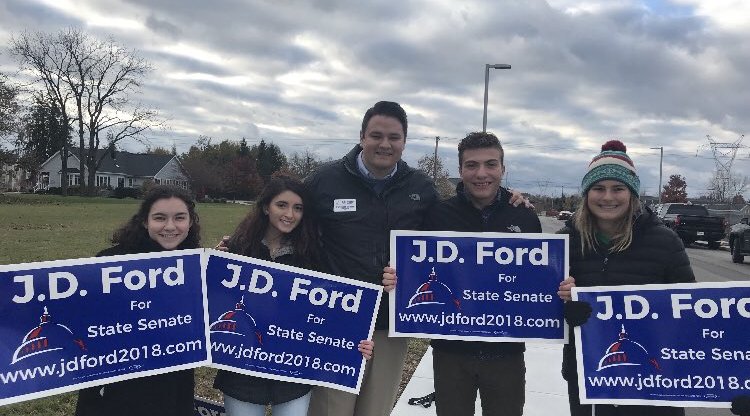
[10,31,76,195]
[417,154,455,200]
[11,28,162,195]
[707,171,748,202]
[77,35,160,194]
[286,148,326,179]
[0,73,21,141]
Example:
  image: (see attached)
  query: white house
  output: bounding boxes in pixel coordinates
[37,148,190,191]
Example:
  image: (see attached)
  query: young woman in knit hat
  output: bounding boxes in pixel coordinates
[556,140,695,416]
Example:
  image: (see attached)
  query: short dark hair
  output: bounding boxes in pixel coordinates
[360,101,408,138]
[112,185,201,249]
[458,131,504,165]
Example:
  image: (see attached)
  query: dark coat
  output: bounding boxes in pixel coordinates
[423,183,542,356]
[305,145,438,329]
[561,206,695,416]
[213,246,312,405]
[75,239,196,416]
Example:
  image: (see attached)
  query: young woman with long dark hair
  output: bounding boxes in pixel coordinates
[75,185,201,416]
[213,176,374,416]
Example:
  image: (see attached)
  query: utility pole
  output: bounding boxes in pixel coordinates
[433,136,440,182]
[650,146,663,203]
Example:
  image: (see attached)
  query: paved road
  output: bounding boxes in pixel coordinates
[540,216,749,415]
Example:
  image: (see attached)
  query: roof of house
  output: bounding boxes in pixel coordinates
[69,148,176,177]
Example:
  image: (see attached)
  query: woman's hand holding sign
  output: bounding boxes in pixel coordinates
[382,266,396,292]
[557,276,576,301]
[214,236,230,251]
[358,340,374,360]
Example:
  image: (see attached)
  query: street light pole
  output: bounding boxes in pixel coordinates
[482,63,511,132]
[650,146,663,203]
[432,136,440,182]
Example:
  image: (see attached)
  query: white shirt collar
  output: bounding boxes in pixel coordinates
[356,150,398,180]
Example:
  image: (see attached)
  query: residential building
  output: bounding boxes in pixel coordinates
[36,148,190,191]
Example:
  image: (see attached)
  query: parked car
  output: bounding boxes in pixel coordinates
[557,210,572,220]
[656,203,726,249]
[729,217,750,263]
[545,209,559,217]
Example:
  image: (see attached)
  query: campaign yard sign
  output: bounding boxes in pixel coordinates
[389,231,568,343]
[0,250,210,406]
[194,396,225,416]
[205,250,381,393]
[574,282,750,408]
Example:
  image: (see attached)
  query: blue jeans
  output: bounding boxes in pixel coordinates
[223,392,311,416]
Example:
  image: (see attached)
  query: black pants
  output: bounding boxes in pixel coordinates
[433,349,525,416]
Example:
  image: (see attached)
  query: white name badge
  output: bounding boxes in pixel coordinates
[333,199,357,212]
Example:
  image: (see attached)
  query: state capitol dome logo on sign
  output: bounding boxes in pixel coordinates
[407,267,461,310]
[597,324,660,372]
[209,295,264,345]
[12,306,87,365]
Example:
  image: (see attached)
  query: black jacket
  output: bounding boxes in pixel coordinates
[213,245,312,405]
[75,239,196,416]
[560,207,694,290]
[561,206,694,416]
[424,183,542,356]
[306,145,438,329]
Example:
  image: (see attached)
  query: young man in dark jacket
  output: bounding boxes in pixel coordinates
[305,101,439,416]
[422,132,541,416]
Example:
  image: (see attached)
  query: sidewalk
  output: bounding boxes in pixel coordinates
[392,343,570,416]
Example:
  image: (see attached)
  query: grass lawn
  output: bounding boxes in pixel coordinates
[0,194,429,415]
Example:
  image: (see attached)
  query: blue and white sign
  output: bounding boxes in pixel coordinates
[389,231,568,342]
[194,396,225,416]
[574,282,750,408]
[205,250,381,393]
[0,250,210,406]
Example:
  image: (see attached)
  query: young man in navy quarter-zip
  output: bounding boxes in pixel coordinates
[384,131,540,416]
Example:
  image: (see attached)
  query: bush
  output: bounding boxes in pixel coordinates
[39,186,83,196]
[111,187,143,199]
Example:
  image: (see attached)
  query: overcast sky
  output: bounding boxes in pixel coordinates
[1,0,749,198]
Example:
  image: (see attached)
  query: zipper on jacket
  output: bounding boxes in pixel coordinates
[601,256,609,272]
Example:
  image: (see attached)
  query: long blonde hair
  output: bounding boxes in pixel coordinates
[572,192,641,256]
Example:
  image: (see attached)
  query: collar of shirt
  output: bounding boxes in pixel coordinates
[356,150,398,180]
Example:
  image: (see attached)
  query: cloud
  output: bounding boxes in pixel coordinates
[144,14,181,40]
[1,0,748,197]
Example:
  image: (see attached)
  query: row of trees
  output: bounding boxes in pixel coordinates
[1,28,160,195]
[179,137,301,200]
[660,174,746,205]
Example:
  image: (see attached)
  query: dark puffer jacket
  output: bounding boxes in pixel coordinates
[423,183,542,356]
[75,239,196,416]
[305,145,438,329]
[213,245,312,405]
[561,206,695,416]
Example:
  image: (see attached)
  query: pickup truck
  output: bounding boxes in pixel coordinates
[729,217,750,263]
[655,203,726,249]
